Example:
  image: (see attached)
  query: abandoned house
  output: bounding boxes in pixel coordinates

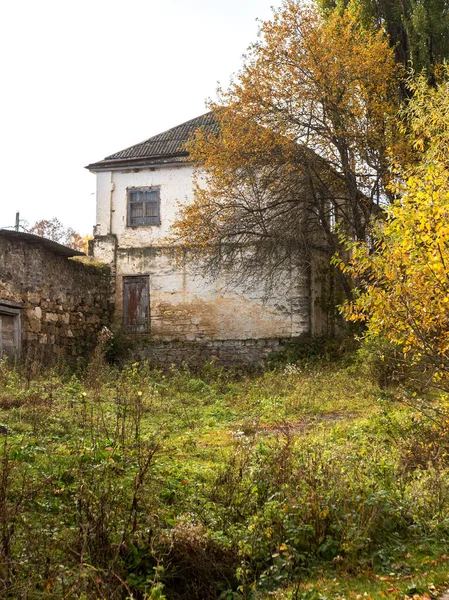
[0,229,111,361]
[87,113,329,365]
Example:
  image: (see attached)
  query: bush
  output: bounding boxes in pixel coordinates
[269,334,358,368]
[355,336,410,389]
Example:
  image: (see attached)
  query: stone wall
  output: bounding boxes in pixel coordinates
[0,234,112,362]
[130,336,296,368]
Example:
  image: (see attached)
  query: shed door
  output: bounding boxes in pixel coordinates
[123,276,150,332]
[0,310,21,358]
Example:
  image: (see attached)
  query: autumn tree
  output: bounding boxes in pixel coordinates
[342,73,449,385]
[171,2,399,299]
[317,0,449,82]
[29,217,87,252]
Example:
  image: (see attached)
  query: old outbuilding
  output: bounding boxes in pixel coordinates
[0,229,111,362]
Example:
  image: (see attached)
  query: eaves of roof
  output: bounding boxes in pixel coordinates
[87,154,191,172]
[0,229,85,257]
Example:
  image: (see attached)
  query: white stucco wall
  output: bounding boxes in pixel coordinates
[92,163,313,341]
[94,163,194,245]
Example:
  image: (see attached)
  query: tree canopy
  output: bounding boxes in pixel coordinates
[171,2,399,298]
[317,0,449,80]
[30,218,87,253]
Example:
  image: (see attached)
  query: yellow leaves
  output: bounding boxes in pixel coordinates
[222,1,397,158]
[278,543,288,551]
[413,138,425,152]
[343,161,449,382]
[394,69,449,169]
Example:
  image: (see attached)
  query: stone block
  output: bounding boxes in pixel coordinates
[45,312,59,323]
[28,318,41,333]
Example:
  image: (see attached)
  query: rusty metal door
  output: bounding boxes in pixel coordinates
[123,276,150,332]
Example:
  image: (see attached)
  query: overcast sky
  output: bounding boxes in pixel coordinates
[0,0,281,235]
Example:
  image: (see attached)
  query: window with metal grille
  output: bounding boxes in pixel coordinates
[127,187,160,227]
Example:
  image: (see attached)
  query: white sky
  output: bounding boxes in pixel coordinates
[0,0,280,235]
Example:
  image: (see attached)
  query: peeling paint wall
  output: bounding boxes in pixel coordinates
[92,162,322,344]
[94,164,194,243]
[112,247,310,341]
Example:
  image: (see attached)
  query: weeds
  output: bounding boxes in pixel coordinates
[0,355,447,598]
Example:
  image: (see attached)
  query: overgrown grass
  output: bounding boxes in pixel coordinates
[0,355,448,599]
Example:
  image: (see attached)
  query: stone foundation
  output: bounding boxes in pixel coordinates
[131,337,295,368]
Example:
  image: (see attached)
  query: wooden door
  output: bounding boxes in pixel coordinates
[123,276,150,332]
[0,310,21,358]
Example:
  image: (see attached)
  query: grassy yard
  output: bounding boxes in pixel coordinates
[0,354,448,599]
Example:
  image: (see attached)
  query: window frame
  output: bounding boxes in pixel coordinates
[126,186,161,228]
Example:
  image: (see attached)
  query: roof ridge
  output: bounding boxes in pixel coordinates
[103,112,214,161]
[86,112,217,170]
[143,111,213,140]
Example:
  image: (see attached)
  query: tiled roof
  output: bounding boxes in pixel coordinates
[87,112,217,171]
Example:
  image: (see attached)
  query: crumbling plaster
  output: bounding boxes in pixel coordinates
[92,162,323,344]
[113,246,310,341]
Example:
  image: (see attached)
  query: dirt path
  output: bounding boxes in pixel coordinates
[257,411,359,435]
